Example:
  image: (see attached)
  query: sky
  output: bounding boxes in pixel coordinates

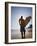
[11,7,32,30]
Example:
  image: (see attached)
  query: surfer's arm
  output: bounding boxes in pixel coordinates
[19,19,21,25]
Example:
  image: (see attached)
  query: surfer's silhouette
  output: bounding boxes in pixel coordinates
[19,16,31,39]
[19,16,25,38]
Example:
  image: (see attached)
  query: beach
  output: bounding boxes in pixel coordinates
[11,28,32,39]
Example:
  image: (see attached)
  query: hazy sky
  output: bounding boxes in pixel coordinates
[11,7,32,30]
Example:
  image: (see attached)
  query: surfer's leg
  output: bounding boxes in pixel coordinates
[24,31,25,38]
[21,32,23,39]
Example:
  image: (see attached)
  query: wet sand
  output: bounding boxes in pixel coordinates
[11,29,32,39]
